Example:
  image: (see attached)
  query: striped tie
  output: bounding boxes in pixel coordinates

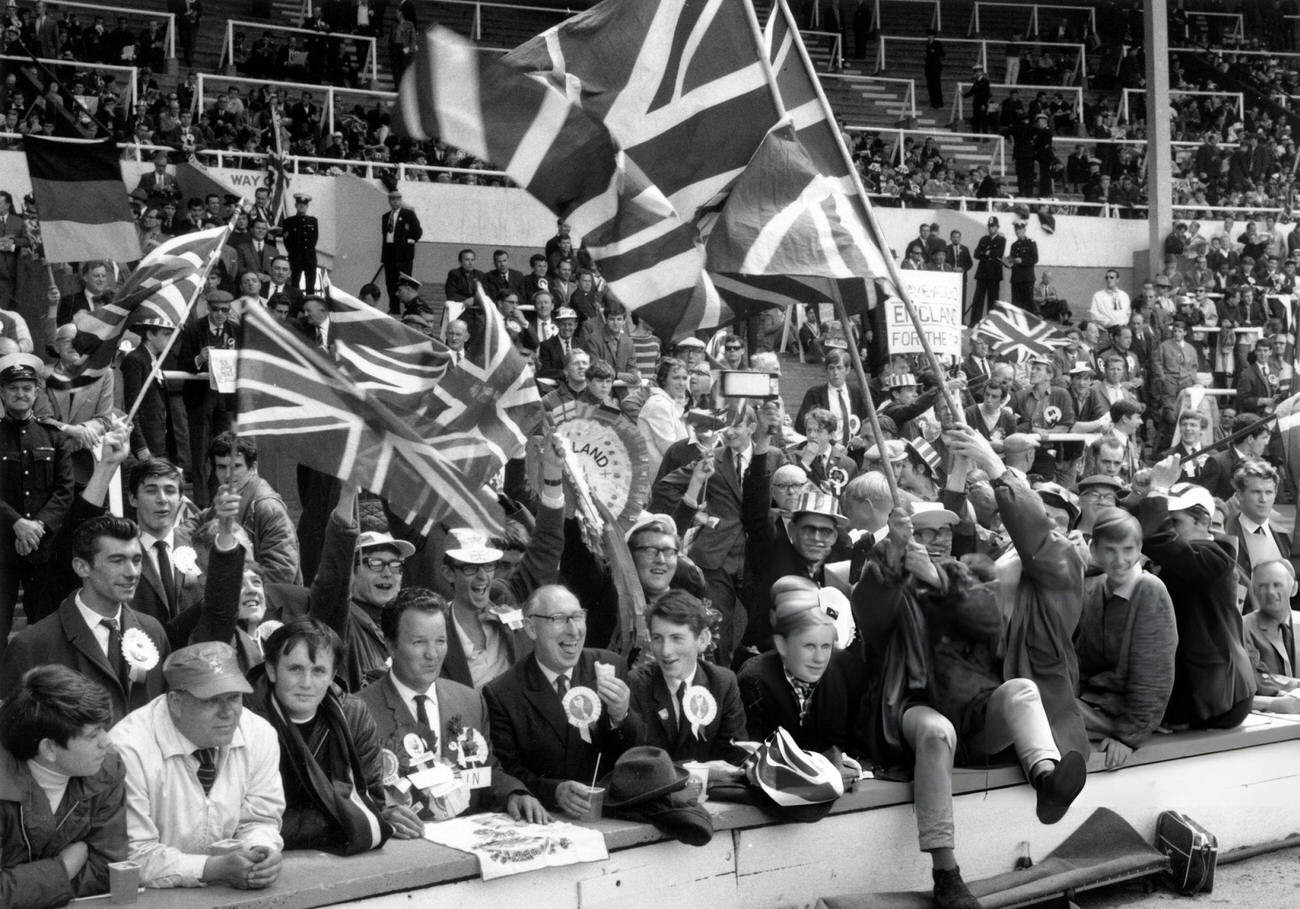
[194,748,218,796]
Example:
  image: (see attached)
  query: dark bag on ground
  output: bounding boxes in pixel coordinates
[1155,810,1217,894]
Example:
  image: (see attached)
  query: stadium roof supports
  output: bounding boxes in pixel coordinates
[1146,0,1172,277]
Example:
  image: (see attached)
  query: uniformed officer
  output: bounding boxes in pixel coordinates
[0,352,75,648]
[395,272,423,317]
[1008,220,1040,315]
[281,193,320,293]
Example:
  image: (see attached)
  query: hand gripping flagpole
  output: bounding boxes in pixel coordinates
[123,213,240,428]
[776,0,964,428]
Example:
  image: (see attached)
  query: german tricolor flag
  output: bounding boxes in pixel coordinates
[24,135,141,264]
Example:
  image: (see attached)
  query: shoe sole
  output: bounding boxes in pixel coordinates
[1036,750,1087,825]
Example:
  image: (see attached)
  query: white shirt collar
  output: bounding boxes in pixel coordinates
[388,672,437,716]
[536,660,572,689]
[1239,513,1271,535]
[139,526,176,553]
[74,591,122,627]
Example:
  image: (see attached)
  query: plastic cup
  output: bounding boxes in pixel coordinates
[682,763,710,804]
[108,861,140,905]
[578,785,606,821]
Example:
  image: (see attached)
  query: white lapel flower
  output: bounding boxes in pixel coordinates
[171,545,201,577]
[121,628,160,682]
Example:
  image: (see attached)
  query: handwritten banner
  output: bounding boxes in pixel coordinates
[887,271,963,359]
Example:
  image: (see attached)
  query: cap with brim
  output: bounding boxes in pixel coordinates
[1033,481,1080,523]
[554,307,579,322]
[396,273,421,290]
[387,189,402,197]
[1167,482,1215,515]
[442,528,501,564]
[163,642,253,699]
[1155,275,1172,287]
[0,352,43,384]
[293,193,311,203]
[134,312,176,331]
[791,489,848,528]
[1078,474,1126,492]
[624,511,678,544]
[863,439,908,462]
[601,747,690,809]
[1002,432,1041,454]
[356,530,416,560]
[910,502,960,528]
[1068,364,1094,377]
[675,337,706,350]
[206,290,233,304]
[884,372,917,389]
[987,216,1000,227]
[615,799,713,846]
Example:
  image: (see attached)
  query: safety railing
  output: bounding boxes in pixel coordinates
[967,2,1097,39]
[51,0,175,61]
[0,54,137,111]
[868,0,941,33]
[801,30,843,71]
[1190,11,1246,40]
[1173,45,1300,61]
[193,73,396,139]
[876,35,1087,87]
[949,81,1083,129]
[1118,88,1245,124]
[428,0,574,43]
[819,73,918,121]
[220,20,379,87]
[867,191,1115,215]
[844,124,1008,176]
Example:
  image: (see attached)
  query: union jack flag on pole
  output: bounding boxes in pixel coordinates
[236,303,501,536]
[68,226,230,379]
[974,302,1071,361]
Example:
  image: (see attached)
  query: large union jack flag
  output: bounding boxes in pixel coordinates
[236,303,501,535]
[69,225,229,379]
[974,302,1071,361]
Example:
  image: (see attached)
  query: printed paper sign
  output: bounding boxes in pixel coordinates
[887,271,963,359]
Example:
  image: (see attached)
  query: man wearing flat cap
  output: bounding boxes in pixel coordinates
[0,351,75,642]
[280,193,319,293]
[970,216,1006,326]
[109,641,285,890]
[380,190,422,315]
[120,310,182,464]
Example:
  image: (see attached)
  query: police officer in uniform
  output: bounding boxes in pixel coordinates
[970,215,1007,326]
[0,352,75,649]
[1008,220,1039,315]
[281,192,320,293]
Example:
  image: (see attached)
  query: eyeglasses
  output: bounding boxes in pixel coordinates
[724,344,743,351]
[529,609,587,628]
[360,557,405,573]
[631,545,678,561]
[1079,491,1117,504]
[209,306,230,313]
[452,562,496,576]
[915,527,954,543]
[772,482,806,490]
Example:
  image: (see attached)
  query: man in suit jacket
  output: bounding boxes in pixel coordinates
[481,250,525,302]
[234,218,280,284]
[793,349,868,444]
[1235,342,1278,414]
[579,302,639,384]
[443,248,485,306]
[483,585,644,816]
[260,258,304,315]
[1197,413,1270,500]
[652,405,783,664]
[134,151,179,208]
[381,190,422,314]
[536,308,582,382]
[177,296,237,506]
[1244,560,1300,700]
[357,590,548,822]
[119,315,182,464]
[0,513,170,725]
[1164,409,1211,483]
[121,457,204,626]
[1224,458,1298,581]
[56,261,113,326]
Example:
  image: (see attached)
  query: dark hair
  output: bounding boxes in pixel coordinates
[655,356,687,388]
[71,514,139,564]
[1108,399,1144,422]
[263,617,344,671]
[493,249,507,259]
[824,349,849,368]
[269,255,289,268]
[604,299,627,318]
[208,431,257,467]
[0,666,112,760]
[529,253,546,266]
[458,247,474,260]
[381,587,447,642]
[1232,412,1267,436]
[127,458,182,496]
[1090,507,1141,545]
[586,358,615,381]
[359,283,382,300]
[646,589,710,635]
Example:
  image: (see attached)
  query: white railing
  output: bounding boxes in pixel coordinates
[0,55,137,111]
[869,0,941,33]
[949,81,1083,129]
[869,191,1117,214]
[820,73,918,121]
[52,0,176,61]
[428,0,574,42]
[1174,45,1300,61]
[801,30,843,71]
[1189,11,1246,40]
[193,73,395,139]
[876,35,1087,86]
[968,2,1097,38]
[844,124,1008,176]
[1118,88,1245,124]
[221,20,379,86]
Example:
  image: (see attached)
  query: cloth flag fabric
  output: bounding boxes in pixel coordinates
[24,135,141,264]
[236,302,501,535]
[172,161,243,212]
[1274,390,1300,492]
[68,226,229,379]
[974,302,1071,361]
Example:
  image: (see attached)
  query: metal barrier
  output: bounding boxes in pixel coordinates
[1118,88,1245,124]
[428,0,574,42]
[843,124,1008,176]
[0,54,137,111]
[53,0,175,61]
[1190,11,1246,40]
[221,20,380,86]
[876,34,1087,87]
[967,2,1097,38]
[869,0,941,33]
[193,73,396,139]
[801,30,843,71]
[950,81,1083,129]
[819,73,918,121]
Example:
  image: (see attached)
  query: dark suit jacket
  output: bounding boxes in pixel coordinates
[118,346,171,458]
[1243,609,1300,694]
[483,649,643,808]
[130,525,204,627]
[356,672,529,813]
[627,660,748,763]
[0,594,170,724]
[176,318,238,408]
[1196,447,1245,501]
[579,327,638,383]
[1235,362,1274,413]
[380,208,422,265]
[440,606,533,690]
[736,649,864,758]
[234,240,281,278]
[793,382,868,436]
[945,242,973,274]
[536,335,574,382]
[482,268,525,301]
[444,268,485,302]
[56,290,98,327]
[1225,512,1297,580]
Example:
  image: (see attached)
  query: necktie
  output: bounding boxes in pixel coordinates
[790,678,817,722]
[838,388,851,445]
[733,449,743,478]
[1283,623,1296,675]
[101,617,126,687]
[154,540,177,615]
[674,682,686,735]
[194,748,218,796]
[255,241,262,254]
[562,339,570,357]
[555,674,569,697]
[414,693,432,729]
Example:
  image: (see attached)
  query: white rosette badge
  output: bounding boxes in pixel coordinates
[561,686,602,744]
[171,545,202,578]
[120,628,160,683]
[682,686,717,741]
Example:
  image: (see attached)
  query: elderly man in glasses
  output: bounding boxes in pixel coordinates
[485,584,643,818]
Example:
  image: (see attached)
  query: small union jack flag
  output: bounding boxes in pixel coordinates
[974,302,1070,362]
